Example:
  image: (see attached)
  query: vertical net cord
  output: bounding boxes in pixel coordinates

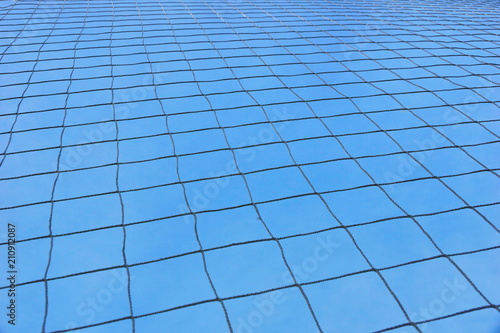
[134,1,235,332]
[224,0,500,316]
[291,0,500,147]
[109,0,137,331]
[0,0,23,51]
[175,0,329,331]
[371,0,500,42]
[322,0,500,133]
[0,0,54,168]
[218,0,500,320]
[0,0,44,58]
[41,1,90,332]
[297,0,500,236]
[341,0,500,110]
[0,1,497,332]
[202,1,422,331]
[285,0,500,232]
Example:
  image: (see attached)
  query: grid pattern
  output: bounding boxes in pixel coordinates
[0,0,499,332]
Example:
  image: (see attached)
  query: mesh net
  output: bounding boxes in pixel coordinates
[0,0,499,332]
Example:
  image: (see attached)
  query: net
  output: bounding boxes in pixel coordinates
[0,0,499,332]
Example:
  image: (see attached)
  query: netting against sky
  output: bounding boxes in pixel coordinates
[0,0,499,332]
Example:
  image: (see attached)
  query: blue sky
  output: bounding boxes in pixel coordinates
[0,0,499,332]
